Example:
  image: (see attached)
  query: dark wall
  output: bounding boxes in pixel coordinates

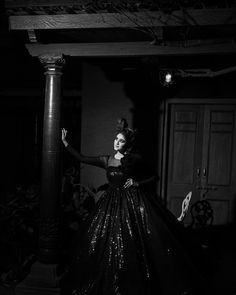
[0,98,43,198]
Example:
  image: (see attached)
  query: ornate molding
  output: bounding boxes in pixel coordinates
[38,53,65,73]
[38,216,61,262]
[39,216,60,249]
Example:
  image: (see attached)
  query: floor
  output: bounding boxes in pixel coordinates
[1,225,236,294]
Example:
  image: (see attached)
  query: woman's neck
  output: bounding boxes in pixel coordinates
[114,151,124,160]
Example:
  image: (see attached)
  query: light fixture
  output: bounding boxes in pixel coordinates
[159,69,174,86]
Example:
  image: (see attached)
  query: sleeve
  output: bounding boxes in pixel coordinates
[138,175,158,187]
[66,145,108,169]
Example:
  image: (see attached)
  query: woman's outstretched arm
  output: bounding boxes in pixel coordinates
[61,128,108,169]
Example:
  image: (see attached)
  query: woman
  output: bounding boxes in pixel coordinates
[60,118,203,295]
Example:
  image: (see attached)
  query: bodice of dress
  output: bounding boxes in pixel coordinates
[106,156,127,188]
[106,166,127,188]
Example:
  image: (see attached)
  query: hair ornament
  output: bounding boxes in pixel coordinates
[116,118,128,132]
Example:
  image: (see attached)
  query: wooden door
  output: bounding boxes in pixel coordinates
[201,105,236,224]
[166,102,236,225]
[166,104,203,225]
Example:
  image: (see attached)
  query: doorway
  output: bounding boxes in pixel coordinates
[162,99,236,225]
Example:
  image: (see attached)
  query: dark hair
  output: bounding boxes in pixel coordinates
[116,118,138,152]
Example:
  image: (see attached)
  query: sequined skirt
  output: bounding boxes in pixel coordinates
[60,186,202,295]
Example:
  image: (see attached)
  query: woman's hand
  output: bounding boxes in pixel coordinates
[124,178,139,189]
[62,128,69,147]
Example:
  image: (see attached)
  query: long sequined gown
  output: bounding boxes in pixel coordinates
[61,147,202,295]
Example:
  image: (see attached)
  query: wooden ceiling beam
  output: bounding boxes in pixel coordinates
[9,8,236,30]
[26,41,236,57]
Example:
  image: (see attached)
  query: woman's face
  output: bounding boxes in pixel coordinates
[114,133,127,153]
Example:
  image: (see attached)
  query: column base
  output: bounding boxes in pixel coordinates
[14,261,60,295]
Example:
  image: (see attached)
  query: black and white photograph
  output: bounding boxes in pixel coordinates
[0,1,236,294]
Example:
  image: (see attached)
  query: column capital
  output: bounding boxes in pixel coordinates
[39,53,65,74]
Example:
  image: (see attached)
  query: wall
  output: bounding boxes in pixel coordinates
[80,61,133,189]
[167,74,236,99]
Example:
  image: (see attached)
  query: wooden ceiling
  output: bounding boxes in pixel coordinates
[5,0,236,57]
[1,0,236,92]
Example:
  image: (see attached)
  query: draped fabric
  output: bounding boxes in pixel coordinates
[61,153,203,295]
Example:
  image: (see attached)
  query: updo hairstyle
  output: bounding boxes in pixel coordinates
[116,118,138,152]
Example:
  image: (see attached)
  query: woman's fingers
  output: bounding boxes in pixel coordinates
[124,178,134,188]
[62,128,67,138]
[124,179,129,188]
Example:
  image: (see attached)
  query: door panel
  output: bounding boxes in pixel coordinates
[167,105,203,224]
[172,131,195,184]
[203,106,236,224]
[208,132,232,185]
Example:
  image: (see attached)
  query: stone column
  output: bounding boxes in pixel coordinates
[15,54,65,295]
[38,54,65,263]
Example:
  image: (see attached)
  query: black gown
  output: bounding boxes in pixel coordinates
[61,147,203,295]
